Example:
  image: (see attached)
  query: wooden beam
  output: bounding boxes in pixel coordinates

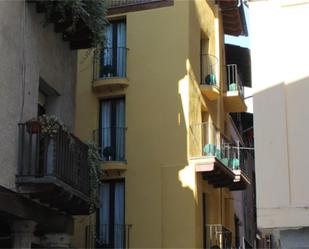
[35,2,46,13]
[0,186,73,234]
[70,39,93,50]
[54,21,72,33]
[207,175,233,184]
[213,179,234,188]
[229,183,247,191]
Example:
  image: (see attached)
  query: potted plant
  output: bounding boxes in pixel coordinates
[205,73,216,85]
[229,83,238,91]
[26,118,41,134]
[38,114,67,138]
[101,64,114,78]
[102,146,115,161]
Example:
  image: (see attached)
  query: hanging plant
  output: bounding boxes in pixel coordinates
[86,141,101,213]
[33,0,108,48]
[27,114,78,149]
[38,114,67,137]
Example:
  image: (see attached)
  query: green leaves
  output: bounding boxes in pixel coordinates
[86,141,102,213]
[39,0,108,47]
[38,114,67,137]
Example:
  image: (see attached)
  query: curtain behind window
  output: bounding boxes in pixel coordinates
[100,100,111,152]
[114,181,125,248]
[101,21,126,78]
[99,183,110,244]
[116,22,126,77]
[102,25,113,76]
[116,99,125,161]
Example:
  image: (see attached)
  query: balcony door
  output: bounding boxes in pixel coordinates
[97,180,125,249]
[101,20,126,78]
[100,98,125,161]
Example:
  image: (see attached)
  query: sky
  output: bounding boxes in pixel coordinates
[225,2,250,48]
[224,2,253,113]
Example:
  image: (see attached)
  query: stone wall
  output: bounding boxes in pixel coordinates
[0,0,77,189]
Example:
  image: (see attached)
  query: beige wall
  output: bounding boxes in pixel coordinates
[250,0,309,229]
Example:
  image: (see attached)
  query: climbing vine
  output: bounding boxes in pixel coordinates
[36,0,108,47]
[86,141,101,212]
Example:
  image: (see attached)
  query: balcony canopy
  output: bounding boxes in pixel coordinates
[218,0,248,36]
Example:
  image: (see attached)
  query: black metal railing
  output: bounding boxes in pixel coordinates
[93,127,126,162]
[85,224,132,249]
[18,123,90,196]
[94,47,128,80]
[200,54,219,87]
[206,224,232,249]
[226,64,244,99]
[105,0,161,8]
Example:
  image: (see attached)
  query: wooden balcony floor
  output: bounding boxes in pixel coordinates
[229,170,250,191]
[16,176,91,215]
[194,156,235,188]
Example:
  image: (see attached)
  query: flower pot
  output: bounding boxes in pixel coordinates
[26,120,41,134]
[205,73,216,85]
[103,146,115,161]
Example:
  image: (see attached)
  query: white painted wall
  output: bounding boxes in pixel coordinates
[250,0,309,229]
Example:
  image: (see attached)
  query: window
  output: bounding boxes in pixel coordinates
[97,180,125,249]
[100,20,127,78]
[38,77,60,117]
[100,97,126,161]
[38,91,47,116]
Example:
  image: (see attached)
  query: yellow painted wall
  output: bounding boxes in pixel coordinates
[73,0,237,248]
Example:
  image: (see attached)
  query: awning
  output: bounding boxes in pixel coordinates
[218,0,248,36]
[225,44,251,87]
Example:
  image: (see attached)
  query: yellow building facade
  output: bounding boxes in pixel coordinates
[73,0,249,248]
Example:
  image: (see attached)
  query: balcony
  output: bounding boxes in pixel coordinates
[190,122,250,190]
[200,54,220,101]
[93,127,127,174]
[85,224,132,249]
[226,143,251,191]
[224,64,247,112]
[206,224,232,249]
[93,47,129,92]
[17,123,90,215]
[190,122,235,188]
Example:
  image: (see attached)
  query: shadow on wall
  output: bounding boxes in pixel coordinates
[159,57,203,248]
[254,76,309,224]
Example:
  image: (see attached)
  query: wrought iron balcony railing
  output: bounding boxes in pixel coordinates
[93,47,128,80]
[206,224,232,249]
[18,123,90,195]
[93,127,126,162]
[200,54,219,88]
[226,64,244,98]
[85,224,132,249]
